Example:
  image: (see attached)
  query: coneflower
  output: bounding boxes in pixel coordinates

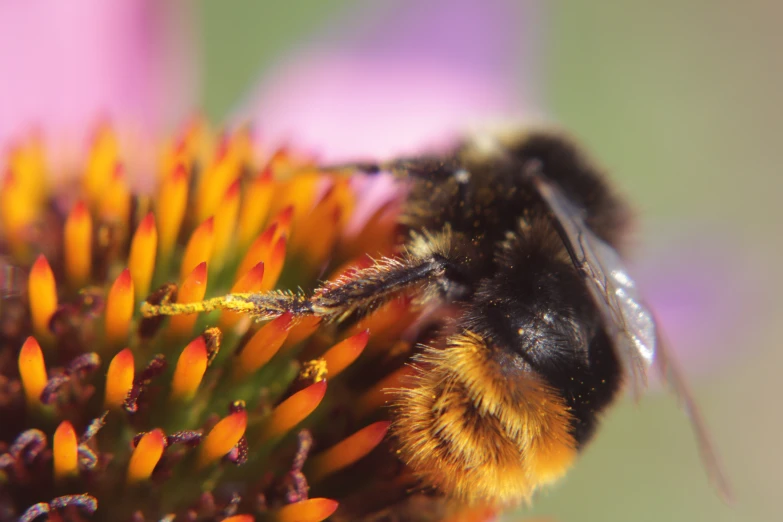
[0,120,440,522]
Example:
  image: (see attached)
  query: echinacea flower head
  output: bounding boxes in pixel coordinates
[0,120,474,522]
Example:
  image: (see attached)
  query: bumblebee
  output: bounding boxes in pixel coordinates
[142,130,729,507]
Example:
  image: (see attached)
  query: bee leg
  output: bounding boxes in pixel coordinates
[139,252,461,325]
[310,228,468,322]
[141,228,465,324]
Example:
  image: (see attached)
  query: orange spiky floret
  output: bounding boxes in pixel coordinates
[237,166,274,248]
[220,261,265,330]
[18,336,47,407]
[127,428,166,483]
[7,135,47,207]
[170,336,208,402]
[83,123,119,208]
[305,421,390,482]
[180,218,214,281]
[128,212,158,298]
[235,218,287,293]
[321,330,369,378]
[283,315,322,350]
[157,164,189,260]
[99,165,131,225]
[271,498,339,522]
[269,171,320,238]
[82,121,120,204]
[27,255,57,341]
[234,312,293,379]
[1,171,39,260]
[196,128,251,223]
[212,179,241,270]
[53,420,79,480]
[290,179,356,268]
[197,407,247,469]
[168,261,209,337]
[104,348,135,410]
[260,380,327,443]
[105,268,134,347]
[63,201,93,290]
[222,516,254,522]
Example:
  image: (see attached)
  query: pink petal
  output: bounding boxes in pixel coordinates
[0,0,197,151]
[244,0,543,162]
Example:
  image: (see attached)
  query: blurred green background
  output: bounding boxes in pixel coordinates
[196,1,781,521]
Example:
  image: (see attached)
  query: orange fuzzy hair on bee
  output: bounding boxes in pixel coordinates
[392,332,578,507]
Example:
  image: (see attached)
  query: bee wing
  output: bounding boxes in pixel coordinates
[530,171,733,502]
[530,173,654,396]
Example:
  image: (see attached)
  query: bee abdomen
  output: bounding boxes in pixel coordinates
[391,332,578,507]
